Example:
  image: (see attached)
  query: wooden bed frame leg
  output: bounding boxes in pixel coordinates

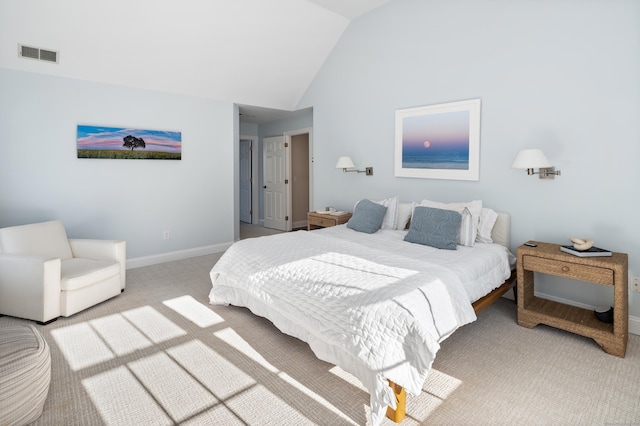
[386,380,406,422]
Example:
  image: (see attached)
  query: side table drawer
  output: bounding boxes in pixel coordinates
[312,216,336,228]
[522,255,614,286]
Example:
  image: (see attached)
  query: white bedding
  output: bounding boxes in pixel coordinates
[209,225,513,425]
[318,225,516,303]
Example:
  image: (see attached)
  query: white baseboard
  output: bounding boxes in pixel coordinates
[630,316,640,336]
[502,289,639,336]
[126,242,233,269]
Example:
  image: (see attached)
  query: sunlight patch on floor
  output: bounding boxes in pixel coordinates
[50,322,115,371]
[90,313,153,356]
[82,366,172,426]
[128,352,218,423]
[225,384,313,425]
[179,404,246,426]
[163,295,225,328]
[57,300,366,425]
[167,339,256,399]
[121,305,186,343]
[214,327,279,373]
[278,371,359,425]
[214,327,360,423]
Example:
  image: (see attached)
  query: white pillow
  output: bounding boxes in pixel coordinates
[373,196,399,230]
[476,207,498,243]
[418,199,482,246]
[457,207,476,247]
[396,202,414,230]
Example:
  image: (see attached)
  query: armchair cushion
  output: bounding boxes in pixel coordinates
[0,220,73,260]
[60,259,121,291]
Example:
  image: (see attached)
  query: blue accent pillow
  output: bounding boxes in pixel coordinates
[347,199,388,234]
[404,206,461,250]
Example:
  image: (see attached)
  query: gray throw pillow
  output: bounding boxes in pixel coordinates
[404,206,461,250]
[347,199,388,234]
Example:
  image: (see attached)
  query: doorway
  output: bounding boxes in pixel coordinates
[260,128,312,232]
[289,133,310,230]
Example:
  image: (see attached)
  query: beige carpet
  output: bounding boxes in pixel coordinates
[1,253,639,425]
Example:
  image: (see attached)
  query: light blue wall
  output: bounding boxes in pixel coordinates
[239,122,258,137]
[298,0,640,316]
[0,68,235,260]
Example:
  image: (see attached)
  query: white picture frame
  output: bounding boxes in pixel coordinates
[394,98,481,180]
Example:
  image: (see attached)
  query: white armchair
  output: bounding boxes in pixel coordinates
[0,220,126,324]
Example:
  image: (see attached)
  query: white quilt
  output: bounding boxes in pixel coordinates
[209,227,509,425]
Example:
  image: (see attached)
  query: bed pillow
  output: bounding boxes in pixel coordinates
[347,199,388,234]
[457,207,476,247]
[476,207,498,243]
[396,202,414,230]
[404,206,460,250]
[373,196,399,230]
[418,199,482,246]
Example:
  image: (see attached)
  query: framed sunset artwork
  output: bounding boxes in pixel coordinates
[77,125,182,160]
[394,99,480,180]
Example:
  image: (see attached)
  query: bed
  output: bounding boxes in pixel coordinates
[209,198,516,425]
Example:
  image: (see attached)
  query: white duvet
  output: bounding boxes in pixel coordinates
[209,226,512,425]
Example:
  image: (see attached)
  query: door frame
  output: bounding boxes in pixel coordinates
[240,134,259,224]
[284,127,313,227]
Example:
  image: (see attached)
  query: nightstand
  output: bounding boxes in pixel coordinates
[516,241,628,357]
[307,212,352,231]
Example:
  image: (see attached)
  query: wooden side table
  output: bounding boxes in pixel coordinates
[516,241,628,357]
[307,212,352,230]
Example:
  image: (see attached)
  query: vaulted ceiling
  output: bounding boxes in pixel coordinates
[0,0,393,117]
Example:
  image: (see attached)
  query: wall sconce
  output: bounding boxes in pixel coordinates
[335,156,373,176]
[512,149,561,179]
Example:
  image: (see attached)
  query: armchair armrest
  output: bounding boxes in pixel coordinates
[0,254,61,322]
[69,239,126,290]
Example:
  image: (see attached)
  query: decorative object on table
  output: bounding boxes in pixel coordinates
[512,148,561,179]
[394,98,481,181]
[560,237,612,257]
[570,237,593,250]
[594,306,614,323]
[77,125,182,160]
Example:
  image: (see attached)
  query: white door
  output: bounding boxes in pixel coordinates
[239,139,252,223]
[263,136,288,231]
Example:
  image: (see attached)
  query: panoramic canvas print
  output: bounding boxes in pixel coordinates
[395,99,480,180]
[77,125,182,160]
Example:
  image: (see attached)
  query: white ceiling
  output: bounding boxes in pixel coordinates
[0,0,393,123]
[308,0,394,20]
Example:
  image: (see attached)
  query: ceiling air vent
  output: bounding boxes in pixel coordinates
[18,44,59,64]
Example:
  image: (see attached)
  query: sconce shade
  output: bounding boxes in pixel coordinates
[335,156,356,169]
[512,149,552,169]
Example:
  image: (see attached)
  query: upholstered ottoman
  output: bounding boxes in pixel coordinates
[0,325,51,425]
